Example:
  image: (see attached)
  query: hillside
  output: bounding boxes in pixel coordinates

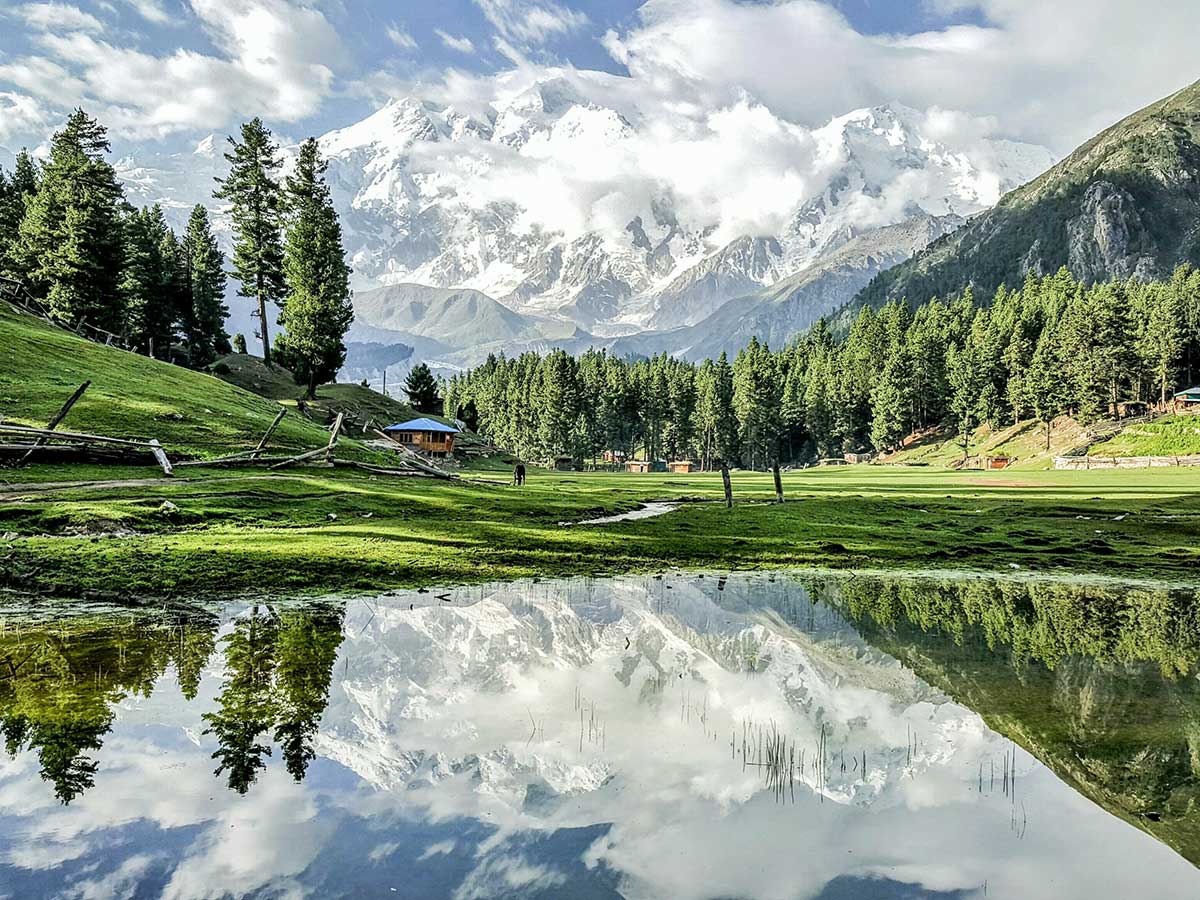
[850,78,1200,315]
[882,413,1200,468]
[1089,415,1200,457]
[881,417,1091,469]
[209,351,488,450]
[0,301,376,459]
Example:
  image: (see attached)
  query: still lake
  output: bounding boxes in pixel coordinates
[1,571,1199,899]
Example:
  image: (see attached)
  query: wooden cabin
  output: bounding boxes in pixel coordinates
[382,417,459,457]
[985,455,1013,470]
[668,461,696,474]
[1173,387,1200,413]
[626,459,667,474]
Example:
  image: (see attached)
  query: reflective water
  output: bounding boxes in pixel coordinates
[2,572,1199,899]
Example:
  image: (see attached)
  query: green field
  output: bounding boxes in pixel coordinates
[2,464,1197,599]
[3,300,1200,600]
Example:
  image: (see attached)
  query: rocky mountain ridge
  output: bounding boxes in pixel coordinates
[850,78,1200,318]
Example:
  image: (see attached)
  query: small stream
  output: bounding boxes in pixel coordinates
[566,501,678,526]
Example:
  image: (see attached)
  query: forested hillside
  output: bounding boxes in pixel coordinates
[0,109,354,399]
[850,79,1200,318]
[445,268,1200,468]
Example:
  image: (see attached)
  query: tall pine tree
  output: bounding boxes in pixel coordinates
[276,139,353,397]
[214,118,286,365]
[16,110,125,331]
[120,204,180,357]
[183,205,230,366]
[0,151,39,278]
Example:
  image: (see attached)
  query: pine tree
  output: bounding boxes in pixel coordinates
[1135,281,1184,406]
[946,339,985,460]
[276,139,353,397]
[183,205,230,366]
[121,204,183,357]
[869,349,912,453]
[15,110,126,331]
[405,363,441,414]
[232,333,248,354]
[214,118,287,364]
[1025,322,1066,449]
[0,150,40,279]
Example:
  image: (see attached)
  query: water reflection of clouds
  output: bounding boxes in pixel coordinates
[0,575,1197,899]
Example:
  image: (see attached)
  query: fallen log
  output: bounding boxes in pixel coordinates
[268,446,329,470]
[325,412,345,464]
[0,443,152,465]
[253,408,287,456]
[148,439,174,477]
[18,380,91,466]
[176,454,294,468]
[0,423,152,448]
[331,460,431,477]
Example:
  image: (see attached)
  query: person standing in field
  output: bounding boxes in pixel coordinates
[514,461,526,486]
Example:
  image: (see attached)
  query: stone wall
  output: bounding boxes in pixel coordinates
[1054,455,1200,470]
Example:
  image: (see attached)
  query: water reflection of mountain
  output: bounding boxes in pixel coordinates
[817,574,1200,865]
[2,574,1200,897]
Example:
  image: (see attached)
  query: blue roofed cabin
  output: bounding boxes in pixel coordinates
[382,418,459,457]
[1173,387,1200,413]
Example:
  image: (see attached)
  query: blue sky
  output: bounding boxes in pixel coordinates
[0,0,1197,157]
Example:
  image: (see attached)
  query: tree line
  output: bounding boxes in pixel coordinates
[0,109,353,396]
[445,267,1200,467]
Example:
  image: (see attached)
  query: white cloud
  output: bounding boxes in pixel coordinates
[436,30,476,55]
[0,92,54,147]
[16,2,106,32]
[2,0,346,139]
[605,0,1200,154]
[473,0,589,45]
[386,24,418,52]
[121,0,172,24]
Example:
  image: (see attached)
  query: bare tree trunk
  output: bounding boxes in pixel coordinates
[258,272,272,366]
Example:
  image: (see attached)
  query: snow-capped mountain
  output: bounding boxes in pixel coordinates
[115,79,1054,361]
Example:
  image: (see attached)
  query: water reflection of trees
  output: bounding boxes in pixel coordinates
[204,605,345,793]
[0,604,344,803]
[813,575,1200,865]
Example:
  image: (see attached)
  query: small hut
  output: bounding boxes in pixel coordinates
[1173,387,1200,413]
[626,459,667,474]
[985,455,1013,470]
[668,461,696,474]
[382,418,459,457]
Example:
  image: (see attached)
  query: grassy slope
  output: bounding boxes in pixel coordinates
[209,352,483,445]
[887,414,1200,466]
[0,302,385,459]
[882,417,1091,468]
[2,465,1198,598]
[1089,415,1200,457]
